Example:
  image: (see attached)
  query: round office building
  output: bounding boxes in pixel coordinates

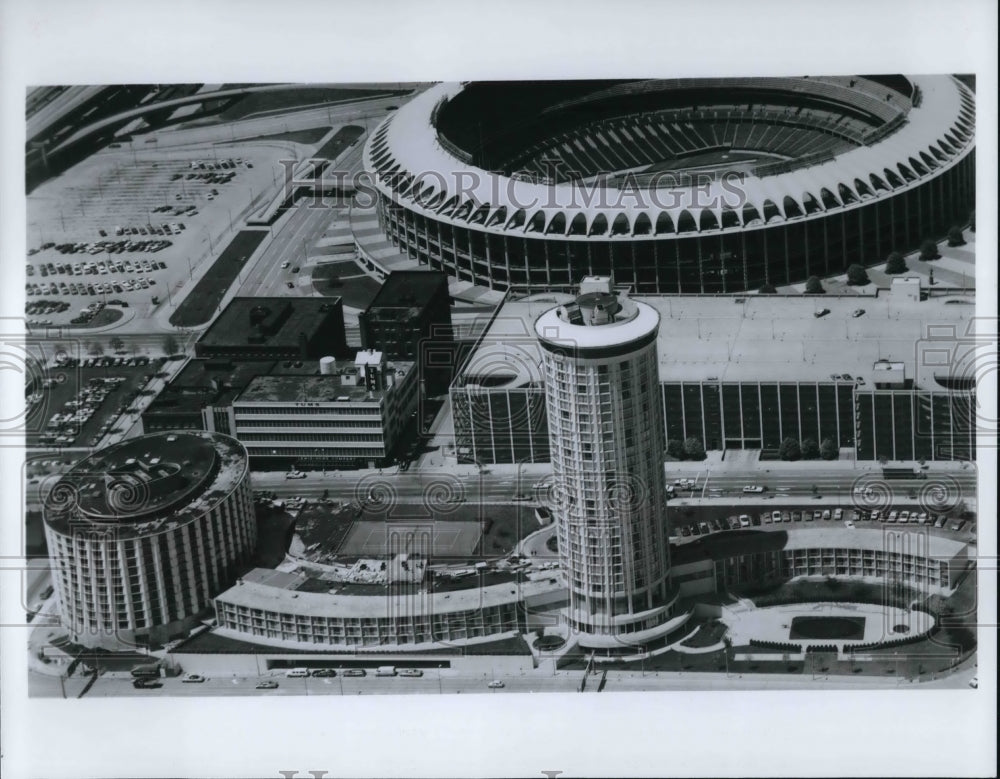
[43,431,256,649]
[365,76,975,293]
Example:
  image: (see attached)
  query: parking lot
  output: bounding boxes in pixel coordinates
[27,355,161,448]
[26,143,293,329]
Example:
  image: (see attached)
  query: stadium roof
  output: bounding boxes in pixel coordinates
[367,76,974,237]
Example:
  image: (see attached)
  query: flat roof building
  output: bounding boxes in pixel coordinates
[453,290,977,464]
[230,351,419,470]
[359,270,453,394]
[195,297,347,361]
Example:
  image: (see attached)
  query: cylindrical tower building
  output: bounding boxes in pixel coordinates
[535,277,676,645]
[42,431,256,649]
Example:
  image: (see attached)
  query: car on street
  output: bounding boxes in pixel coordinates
[488,680,505,689]
[397,668,423,678]
[133,678,162,689]
[280,261,290,269]
[311,669,337,677]
[341,668,366,677]
[814,308,830,318]
[742,485,764,493]
[852,309,865,317]
[256,680,279,689]
[285,471,306,479]
[182,674,206,683]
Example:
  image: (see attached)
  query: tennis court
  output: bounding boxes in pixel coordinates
[339,520,482,557]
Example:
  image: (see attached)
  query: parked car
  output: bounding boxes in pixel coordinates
[488,680,505,689]
[256,680,279,689]
[182,674,206,683]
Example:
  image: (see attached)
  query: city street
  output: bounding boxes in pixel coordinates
[249,464,978,506]
[30,659,973,699]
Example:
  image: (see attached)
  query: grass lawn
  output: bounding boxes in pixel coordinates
[218,88,396,121]
[681,620,728,648]
[291,501,540,563]
[238,127,331,146]
[312,259,363,279]
[169,230,267,327]
[61,307,124,329]
[313,272,381,308]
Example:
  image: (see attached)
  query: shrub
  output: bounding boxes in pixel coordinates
[947,226,966,247]
[682,437,706,461]
[919,239,940,261]
[885,252,907,274]
[845,264,870,285]
[778,437,801,461]
[819,438,839,460]
[804,276,825,294]
[666,439,685,460]
[801,438,820,460]
[758,283,777,294]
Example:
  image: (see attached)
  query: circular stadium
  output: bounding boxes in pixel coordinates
[364,76,975,293]
[43,431,256,648]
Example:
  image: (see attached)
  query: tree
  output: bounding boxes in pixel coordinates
[801,438,820,460]
[778,437,801,461]
[758,283,777,294]
[819,438,839,460]
[110,336,125,353]
[162,334,179,357]
[682,437,706,461]
[804,276,825,294]
[885,252,907,274]
[845,264,870,286]
[666,439,685,460]
[947,226,966,247]
[919,239,940,261]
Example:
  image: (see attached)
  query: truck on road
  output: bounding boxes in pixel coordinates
[375,666,396,677]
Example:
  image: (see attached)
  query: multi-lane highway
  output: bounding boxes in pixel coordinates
[250,464,978,506]
[235,200,340,298]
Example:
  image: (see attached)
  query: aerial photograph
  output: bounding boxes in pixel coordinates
[21,73,983,701]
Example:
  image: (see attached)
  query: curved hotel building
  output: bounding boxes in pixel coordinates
[43,431,256,649]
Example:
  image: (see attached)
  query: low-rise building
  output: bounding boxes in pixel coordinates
[195,297,347,361]
[359,270,454,394]
[229,351,419,469]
